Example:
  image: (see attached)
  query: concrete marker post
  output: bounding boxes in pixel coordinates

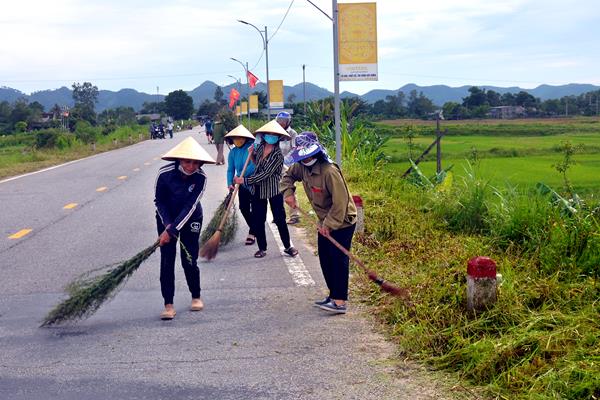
[466,256,497,312]
[352,195,364,234]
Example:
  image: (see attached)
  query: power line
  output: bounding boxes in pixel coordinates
[268,0,295,42]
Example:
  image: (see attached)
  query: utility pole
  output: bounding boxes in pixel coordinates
[245,61,251,127]
[565,99,568,117]
[436,113,442,174]
[265,25,270,119]
[303,64,306,115]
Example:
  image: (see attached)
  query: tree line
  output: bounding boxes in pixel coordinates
[2,83,600,134]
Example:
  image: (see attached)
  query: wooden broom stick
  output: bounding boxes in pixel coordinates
[200,151,253,260]
[294,206,411,301]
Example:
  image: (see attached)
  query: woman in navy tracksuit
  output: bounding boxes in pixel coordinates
[155,137,215,320]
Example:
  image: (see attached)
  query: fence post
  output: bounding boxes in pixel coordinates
[91,142,96,152]
[466,256,497,312]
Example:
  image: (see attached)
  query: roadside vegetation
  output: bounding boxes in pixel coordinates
[2,82,599,397]
[0,82,199,179]
[294,105,599,399]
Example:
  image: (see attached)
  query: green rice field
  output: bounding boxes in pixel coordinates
[381,119,600,196]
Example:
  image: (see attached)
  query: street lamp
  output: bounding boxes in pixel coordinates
[237,20,271,119]
[230,57,251,127]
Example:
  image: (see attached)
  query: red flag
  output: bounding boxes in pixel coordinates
[229,88,240,109]
[247,71,259,88]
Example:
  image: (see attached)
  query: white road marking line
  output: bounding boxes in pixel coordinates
[266,209,315,287]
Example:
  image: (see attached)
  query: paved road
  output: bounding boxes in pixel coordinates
[0,127,451,399]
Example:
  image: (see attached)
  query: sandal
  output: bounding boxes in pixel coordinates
[283,246,299,257]
[254,250,266,258]
[245,235,256,245]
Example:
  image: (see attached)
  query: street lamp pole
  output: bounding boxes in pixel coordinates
[231,57,251,128]
[227,74,242,123]
[304,0,341,166]
[332,0,341,166]
[238,20,270,119]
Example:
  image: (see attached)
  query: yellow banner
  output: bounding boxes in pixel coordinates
[249,95,259,113]
[241,101,248,114]
[269,80,284,109]
[236,105,241,116]
[338,2,378,81]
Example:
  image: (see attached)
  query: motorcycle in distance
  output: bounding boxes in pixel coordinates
[151,123,165,140]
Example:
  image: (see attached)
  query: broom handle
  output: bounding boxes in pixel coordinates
[293,206,371,275]
[216,152,253,232]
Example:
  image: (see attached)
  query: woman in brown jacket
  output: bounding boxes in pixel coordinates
[280,132,357,314]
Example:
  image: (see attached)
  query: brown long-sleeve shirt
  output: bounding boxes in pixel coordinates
[280,160,357,230]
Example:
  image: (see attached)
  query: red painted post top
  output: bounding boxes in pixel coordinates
[467,256,497,278]
[352,195,363,208]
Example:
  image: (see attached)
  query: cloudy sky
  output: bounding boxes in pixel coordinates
[1,0,599,95]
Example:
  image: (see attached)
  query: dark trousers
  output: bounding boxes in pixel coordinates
[318,224,355,301]
[251,193,291,251]
[238,186,254,236]
[156,215,202,305]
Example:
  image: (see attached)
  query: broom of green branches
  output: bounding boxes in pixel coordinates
[41,241,159,327]
[200,191,238,246]
[200,152,252,260]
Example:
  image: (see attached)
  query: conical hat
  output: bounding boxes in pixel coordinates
[161,137,216,163]
[255,119,291,139]
[224,124,254,140]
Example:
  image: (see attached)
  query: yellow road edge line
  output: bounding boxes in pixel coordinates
[63,203,78,210]
[8,229,32,239]
[117,176,127,180]
[96,186,108,192]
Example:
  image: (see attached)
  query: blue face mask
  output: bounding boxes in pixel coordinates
[264,134,279,144]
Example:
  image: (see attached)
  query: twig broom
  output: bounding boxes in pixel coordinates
[200,152,252,260]
[41,241,159,327]
[295,206,411,301]
[200,191,238,246]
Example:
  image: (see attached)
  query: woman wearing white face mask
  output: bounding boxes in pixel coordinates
[155,137,216,320]
[234,120,298,259]
[280,132,357,314]
[225,125,256,245]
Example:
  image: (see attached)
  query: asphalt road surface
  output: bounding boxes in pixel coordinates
[0,127,453,399]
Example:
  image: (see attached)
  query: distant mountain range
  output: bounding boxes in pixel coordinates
[1,82,598,112]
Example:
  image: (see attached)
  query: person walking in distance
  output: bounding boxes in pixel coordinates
[234,120,298,259]
[225,124,256,245]
[154,137,216,320]
[204,118,214,144]
[280,132,357,314]
[276,112,300,225]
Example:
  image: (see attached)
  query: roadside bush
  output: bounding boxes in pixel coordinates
[15,121,27,133]
[35,129,63,148]
[74,121,98,144]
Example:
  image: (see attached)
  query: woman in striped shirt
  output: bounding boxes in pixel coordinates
[234,121,299,259]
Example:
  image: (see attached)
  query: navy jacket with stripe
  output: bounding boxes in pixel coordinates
[154,162,207,237]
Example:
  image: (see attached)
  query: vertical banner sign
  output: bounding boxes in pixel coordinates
[338,2,378,81]
[269,80,284,109]
[236,105,241,117]
[241,101,248,114]
[249,95,259,113]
